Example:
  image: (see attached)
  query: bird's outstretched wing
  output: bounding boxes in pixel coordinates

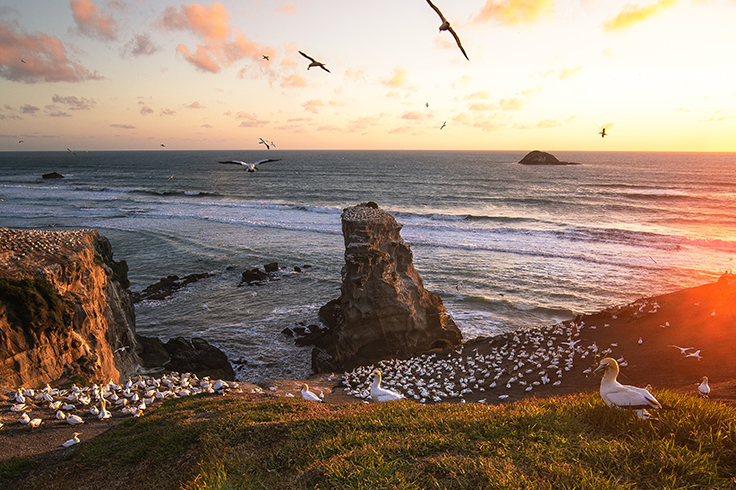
[299,51,316,62]
[448,26,469,60]
[219,160,246,165]
[254,158,281,165]
[426,0,447,22]
[319,64,331,73]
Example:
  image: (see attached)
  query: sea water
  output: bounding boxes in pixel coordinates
[2,150,735,382]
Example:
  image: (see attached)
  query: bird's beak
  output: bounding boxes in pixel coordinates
[593,363,606,374]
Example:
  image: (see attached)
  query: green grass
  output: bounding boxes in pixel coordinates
[5,391,736,490]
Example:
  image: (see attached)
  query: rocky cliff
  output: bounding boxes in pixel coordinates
[0,228,139,388]
[316,202,462,371]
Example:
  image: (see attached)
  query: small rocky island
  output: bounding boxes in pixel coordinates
[519,150,580,165]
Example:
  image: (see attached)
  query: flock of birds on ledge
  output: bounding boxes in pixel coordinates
[1,297,715,448]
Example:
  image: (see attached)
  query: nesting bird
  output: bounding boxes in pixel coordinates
[698,376,710,398]
[300,384,322,402]
[370,370,405,402]
[593,357,664,419]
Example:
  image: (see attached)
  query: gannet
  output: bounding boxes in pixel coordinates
[28,418,42,429]
[370,370,405,402]
[425,0,469,61]
[593,357,663,412]
[698,376,710,398]
[62,432,81,447]
[301,384,322,402]
[19,412,31,424]
[599,128,607,138]
[684,350,702,361]
[67,413,85,425]
[667,345,693,355]
[298,51,330,73]
[262,55,270,61]
[219,158,281,173]
[258,137,270,149]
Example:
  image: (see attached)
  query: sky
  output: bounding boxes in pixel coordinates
[1,0,735,152]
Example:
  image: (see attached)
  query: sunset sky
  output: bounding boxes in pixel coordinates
[1,0,735,152]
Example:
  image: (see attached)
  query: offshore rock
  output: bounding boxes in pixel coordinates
[163,337,235,381]
[316,202,462,372]
[518,150,579,165]
[0,228,139,389]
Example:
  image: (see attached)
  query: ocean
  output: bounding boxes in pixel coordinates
[1,150,735,383]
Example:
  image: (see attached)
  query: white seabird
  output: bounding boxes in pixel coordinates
[593,357,663,414]
[425,0,469,61]
[62,432,81,447]
[370,370,405,402]
[684,349,702,361]
[301,384,322,402]
[298,51,330,73]
[219,158,280,173]
[258,138,270,150]
[698,376,710,398]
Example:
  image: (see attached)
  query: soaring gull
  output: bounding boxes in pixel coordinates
[219,158,281,172]
[299,51,330,73]
[425,0,469,61]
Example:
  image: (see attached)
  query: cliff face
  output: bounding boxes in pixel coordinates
[0,228,139,388]
[319,203,462,371]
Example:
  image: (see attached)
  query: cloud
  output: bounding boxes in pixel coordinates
[280,74,308,88]
[400,111,432,121]
[468,103,492,111]
[122,33,158,57]
[344,68,365,82]
[464,91,491,100]
[603,0,676,31]
[495,97,527,110]
[514,115,576,129]
[347,114,386,132]
[317,125,341,132]
[277,2,297,14]
[160,108,176,116]
[20,104,40,114]
[557,66,583,80]
[235,111,268,127]
[302,99,325,114]
[110,123,135,129]
[52,94,96,110]
[140,105,154,115]
[156,2,267,73]
[382,67,409,88]
[201,123,213,128]
[471,0,554,26]
[70,0,119,41]
[0,21,103,83]
[48,111,72,117]
[186,101,205,109]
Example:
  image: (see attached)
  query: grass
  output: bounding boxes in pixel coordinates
[0,278,72,335]
[4,391,735,490]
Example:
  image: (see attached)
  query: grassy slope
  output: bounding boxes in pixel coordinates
[3,391,735,490]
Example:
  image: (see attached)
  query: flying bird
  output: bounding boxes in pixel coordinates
[67,148,77,156]
[599,128,607,138]
[299,51,330,73]
[160,143,165,147]
[425,0,469,61]
[259,137,270,150]
[18,140,23,143]
[21,58,26,63]
[262,55,270,61]
[667,345,693,355]
[219,158,281,172]
[440,121,447,130]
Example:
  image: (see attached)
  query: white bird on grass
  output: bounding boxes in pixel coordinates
[219,158,280,173]
[593,357,668,419]
[425,0,469,61]
[301,384,322,402]
[369,370,405,402]
[698,376,710,398]
[62,432,81,448]
[298,51,330,73]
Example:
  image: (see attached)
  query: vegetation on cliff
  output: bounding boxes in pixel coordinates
[0,278,72,337]
[3,391,734,489]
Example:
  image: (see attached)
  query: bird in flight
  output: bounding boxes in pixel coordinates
[67,147,77,156]
[262,55,270,61]
[425,0,469,61]
[160,143,165,147]
[219,158,280,173]
[21,59,26,63]
[299,51,330,73]
[599,128,607,138]
[259,137,271,150]
[440,121,447,130]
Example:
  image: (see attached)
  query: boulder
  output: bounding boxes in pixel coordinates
[518,150,579,165]
[241,268,268,285]
[314,202,462,372]
[132,272,213,303]
[163,336,235,381]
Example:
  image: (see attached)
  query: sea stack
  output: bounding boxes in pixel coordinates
[316,202,462,372]
[518,150,579,165]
